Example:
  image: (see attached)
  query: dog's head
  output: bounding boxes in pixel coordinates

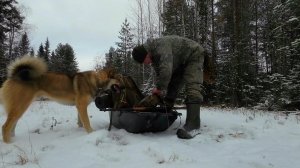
[95,73,145,109]
[96,68,120,90]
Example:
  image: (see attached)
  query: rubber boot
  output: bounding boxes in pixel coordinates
[177,104,201,139]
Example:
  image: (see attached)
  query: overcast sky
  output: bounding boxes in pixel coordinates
[18,0,132,71]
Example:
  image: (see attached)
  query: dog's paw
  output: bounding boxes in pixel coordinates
[77,122,83,128]
[10,131,15,137]
[86,128,94,133]
[3,137,12,144]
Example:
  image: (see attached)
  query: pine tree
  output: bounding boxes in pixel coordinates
[51,43,78,74]
[104,47,116,69]
[29,47,35,56]
[48,51,56,71]
[162,0,188,36]
[63,43,78,74]
[44,38,50,63]
[37,43,45,59]
[18,32,30,56]
[115,18,135,75]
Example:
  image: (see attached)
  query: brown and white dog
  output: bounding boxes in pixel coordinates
[0,56,118,143]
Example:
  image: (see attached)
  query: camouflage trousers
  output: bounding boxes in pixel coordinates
[165,46,204,104]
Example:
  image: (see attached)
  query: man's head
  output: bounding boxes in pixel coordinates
[132,45,148,64]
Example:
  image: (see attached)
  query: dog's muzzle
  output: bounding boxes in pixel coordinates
[95,84,122,110]
[95,91,113,109]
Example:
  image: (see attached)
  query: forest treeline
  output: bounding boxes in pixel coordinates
[1,0,299,110]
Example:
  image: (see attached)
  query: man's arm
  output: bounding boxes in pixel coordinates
[154,45,173,96]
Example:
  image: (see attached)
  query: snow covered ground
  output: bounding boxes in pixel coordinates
[0,101,299,168]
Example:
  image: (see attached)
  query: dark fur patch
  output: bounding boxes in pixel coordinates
[12,65,33,81]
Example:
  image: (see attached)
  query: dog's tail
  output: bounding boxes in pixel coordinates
[7,55,48,81]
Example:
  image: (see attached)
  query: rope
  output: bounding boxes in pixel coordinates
[161,101,171,127]
[173,112,182,130]
[108,111,113,131]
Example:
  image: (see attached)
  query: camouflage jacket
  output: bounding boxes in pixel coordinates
[144,35,204,93]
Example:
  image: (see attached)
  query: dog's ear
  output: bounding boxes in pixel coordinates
[103,67,117,78]
[111,84,121,93]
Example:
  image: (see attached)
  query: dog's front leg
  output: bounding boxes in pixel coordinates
[77,114,83,127]
[2,116,18,143]
[10,123,17,137]
[76,95,93,133]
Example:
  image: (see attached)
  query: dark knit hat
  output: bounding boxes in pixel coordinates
[132,45,147,63]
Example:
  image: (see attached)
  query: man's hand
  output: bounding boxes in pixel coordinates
[152,88,161,96]
[135,95,162,107]
[152,88,167,97]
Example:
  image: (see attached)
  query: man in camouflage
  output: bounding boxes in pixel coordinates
[132,35,204,139]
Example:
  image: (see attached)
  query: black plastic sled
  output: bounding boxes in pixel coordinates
[109,109,179,133]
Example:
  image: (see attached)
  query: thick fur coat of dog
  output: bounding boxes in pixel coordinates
[0,56,118,143]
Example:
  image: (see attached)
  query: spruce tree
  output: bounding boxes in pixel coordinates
[115,18,135,75]
[63,43,78,74]
[48,51,56,71]
[44,38,50,63]
[37,43,45,59]
[51,43,78,75]
[29,47,35,56]
[18,32,30,56]
[104,47,116,69]
[161,0,188,36]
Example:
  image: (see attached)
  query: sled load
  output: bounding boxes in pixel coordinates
[95,74,181,133]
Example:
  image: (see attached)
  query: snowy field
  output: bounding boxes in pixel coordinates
[0,101,299,168]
